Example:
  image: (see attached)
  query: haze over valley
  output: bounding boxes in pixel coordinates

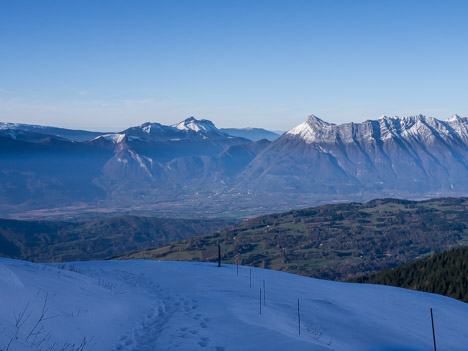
[3,114,468,220]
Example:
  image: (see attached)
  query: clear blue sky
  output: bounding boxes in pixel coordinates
[1,0,468,131]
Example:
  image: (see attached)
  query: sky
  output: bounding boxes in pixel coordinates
[1,0,468,132]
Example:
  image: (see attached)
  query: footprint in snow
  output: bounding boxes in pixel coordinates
[198,336,211,348]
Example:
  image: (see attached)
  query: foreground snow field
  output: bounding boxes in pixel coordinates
[1,259,467,351]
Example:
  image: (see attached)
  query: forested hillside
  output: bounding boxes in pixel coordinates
[351,246,468,302]
[121,198,468,280]
[0,216,233,262]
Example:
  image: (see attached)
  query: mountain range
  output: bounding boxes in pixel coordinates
[242,114,468,195]
[2,114,468,218]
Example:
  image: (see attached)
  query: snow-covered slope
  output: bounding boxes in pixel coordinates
[1,259,467,351]
[0,129,69,143]
[220,127,280,141]
[92,133,126,143]
[173,117,223,135]
[121,117,228,141]
[0,122,103,141]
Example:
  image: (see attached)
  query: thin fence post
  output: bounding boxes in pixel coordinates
[260,289,262,315]
[298,298,301,335]
[217,244,221,267]
[249,269,252,288]
[430,308,437,351]
[263,280,266,306]
[236,257,239,276]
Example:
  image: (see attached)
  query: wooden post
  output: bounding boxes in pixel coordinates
[263,279,266,306]
[250,269,252,288]
[430,308,437,351]
[298,298,301,335]
[260,289,262,314]
[217,244,221,267]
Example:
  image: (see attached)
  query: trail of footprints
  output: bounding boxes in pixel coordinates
[169,298,224,350]
[113,271,225,351]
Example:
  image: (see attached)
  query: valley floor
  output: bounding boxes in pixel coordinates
[0,259,467,351]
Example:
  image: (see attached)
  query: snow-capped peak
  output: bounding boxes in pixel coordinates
[173,117,222,134]
[137,122,171,134]
[286,114,337,143]
[447,114,461,122]
[305,114,331,125]
[120,118,231,141]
